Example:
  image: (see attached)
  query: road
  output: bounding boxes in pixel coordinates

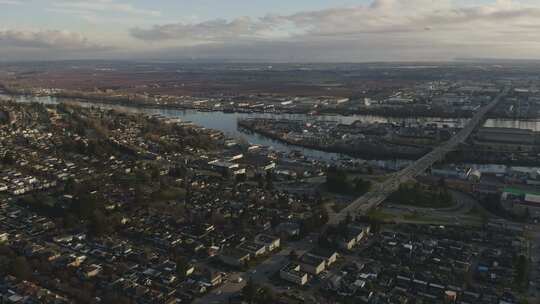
[194,233,318,304]
[527,224,540,301]
[195,87,510,303]
[328,87,510,226]
[386,190,471,212]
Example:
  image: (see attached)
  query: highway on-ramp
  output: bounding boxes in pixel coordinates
[328,87,509,226]
[195,87,510,303]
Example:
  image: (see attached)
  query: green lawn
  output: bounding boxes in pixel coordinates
[387,183,455,208]
[367,209,396,221]
[152,187,186,201]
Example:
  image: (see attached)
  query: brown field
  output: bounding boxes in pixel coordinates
[0,61,420,98]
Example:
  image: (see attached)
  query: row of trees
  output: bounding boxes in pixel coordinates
[242,279,276,304]
[0,246,33,281]
[18,179,121,238]
[300,207,329,236]
[388,182,453,208]
[479,193,531,222]
[326,167,371,196]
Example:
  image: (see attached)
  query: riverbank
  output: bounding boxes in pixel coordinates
[238,119,540,167]
[4,88,539,166]
[0,84,513,119]
[237,120,430,160]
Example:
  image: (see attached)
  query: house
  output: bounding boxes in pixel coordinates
[68,255,87,267]
[41,250,61,262]
[340,224,371,250]
[341,237,357,251]
[202,270,222,287]
[185,265,195,278]
[323,274,343,291]
[83,264,102,278]
[254,234,281,252]
[161,260,194,278]
[280,263,308,286]
[300,254,326,275]
[431,166,473,180]
[219,248,251,267]
[0,232,8,243]
[237,242,266,257]
[349,224,371,243]
[277,222,300,237]
[208,160,245,176]
[501,187,540,218]
[308,248,338,267]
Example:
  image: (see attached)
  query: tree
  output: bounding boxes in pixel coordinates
[12,256,32,280]
[257,286,276,304]
[1,151,15,165]
[103,293,132,304]
[326,167,371,195]
[132,187,147,208]
[265,171,274,190]
[88,210,111,237]
[514,254,527,287]
[236,174,246,183]
[242,279,258,304]
[345,212,352,225]
[0,255,11,274]
[326,166,350,194]
[175,256,190,281]
[270,215,280,229]
[289,250,298,261]
[524,207,531,220]
[438,177,447,188]
[63,213,79,229]
[353,178,371,194]
[64,177,77,193]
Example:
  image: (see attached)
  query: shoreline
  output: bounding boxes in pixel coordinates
[237,120,429,160]
[3,88,539,166]
[3,84,536,120]
[238,120,540,167]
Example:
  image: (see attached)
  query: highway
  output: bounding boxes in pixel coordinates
[195,87,509,303]
[328,86,510,226]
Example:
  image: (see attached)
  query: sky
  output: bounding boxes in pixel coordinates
[1,0,540,62]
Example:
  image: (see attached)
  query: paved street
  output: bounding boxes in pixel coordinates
[194,234,318,304]
[527,224,540,301]
[196,87,511,304]
[328,87,510,226]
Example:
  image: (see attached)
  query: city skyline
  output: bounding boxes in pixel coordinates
[2,0,540,62]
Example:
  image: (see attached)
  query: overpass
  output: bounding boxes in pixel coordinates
[328,86,510,226]
[195,87,510,304]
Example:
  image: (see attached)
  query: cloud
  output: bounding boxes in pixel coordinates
[0,29,109,50]
[130,0,540,43]
[52,0,161,17]
[125,0,540,61]
[4,0,540,61]
[0,0,22,4]
[130,16,278,42]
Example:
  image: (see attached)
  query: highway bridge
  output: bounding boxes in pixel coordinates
[195,87,510,304]
[328,86,510,226]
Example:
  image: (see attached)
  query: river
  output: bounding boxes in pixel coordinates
[1,92,539,165]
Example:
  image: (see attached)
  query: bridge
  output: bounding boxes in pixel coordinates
[328,86,510,226]
[194,87,510,304]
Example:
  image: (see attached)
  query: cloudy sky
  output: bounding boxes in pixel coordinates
[1,0,540,62]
